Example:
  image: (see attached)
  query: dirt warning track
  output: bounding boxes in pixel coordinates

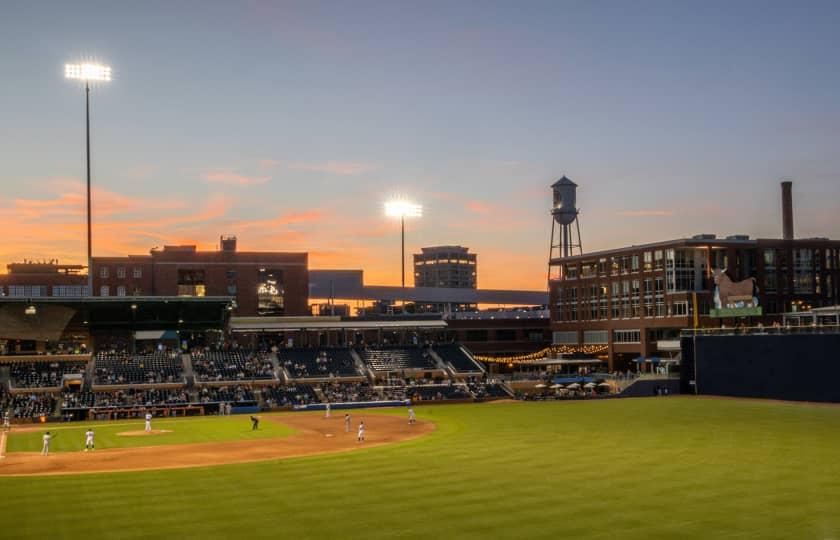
[0,413,435,477]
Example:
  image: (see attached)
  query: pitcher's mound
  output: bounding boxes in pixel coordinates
[117,429,173,437]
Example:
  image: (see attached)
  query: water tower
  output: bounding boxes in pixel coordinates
[549,176,582,260]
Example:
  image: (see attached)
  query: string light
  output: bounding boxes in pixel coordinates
[475,344,609,365]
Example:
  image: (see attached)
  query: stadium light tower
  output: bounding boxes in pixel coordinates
[65,62,112,296]
[384,200,423,299]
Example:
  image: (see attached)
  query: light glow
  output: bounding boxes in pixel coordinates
[65,63,112,82]
[384,200,423,218]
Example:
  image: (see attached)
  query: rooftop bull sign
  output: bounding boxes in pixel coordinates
[711,269,762,317]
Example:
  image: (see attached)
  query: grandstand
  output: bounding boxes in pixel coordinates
[191,350,276,382]
[196,385,257,404]
[433,344,484,374]
[278,348,361,379]
[8,360,88,388]
[361,346,438,372]
[261,384,319,407]
[404,383,472,401]
[94,351,184,385]
[318,381,378,403]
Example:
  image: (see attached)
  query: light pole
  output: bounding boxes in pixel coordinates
[65,62,111,296]
[384,200,422,305]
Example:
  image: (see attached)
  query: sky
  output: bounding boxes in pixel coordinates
[1,0,839,291]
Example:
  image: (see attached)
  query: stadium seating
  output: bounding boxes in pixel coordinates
[8,361,88,388]
[361,347,438,371]
[94,352,184,385]
[433,345,483,373]
[90,389,192,408]
[405,383,471,401]
[60,390,96,409]
[278,348,360,378]
[197,385,256,404]
[319,382,379,403]
[191,350,276,381]
[467,381,510,398]
[5,393,57,418]
[261,384,318,407]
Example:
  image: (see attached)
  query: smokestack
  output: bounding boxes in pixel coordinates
[781,181,794,240]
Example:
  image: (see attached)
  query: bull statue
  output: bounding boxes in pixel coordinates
[712,269,758,309]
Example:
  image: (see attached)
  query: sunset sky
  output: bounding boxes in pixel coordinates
[1,1,839,290]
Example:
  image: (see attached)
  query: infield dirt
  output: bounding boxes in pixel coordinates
[0,413,434,477]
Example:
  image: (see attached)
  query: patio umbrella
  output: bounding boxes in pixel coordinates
[566,383,581,390]
[550,384,563,389]
[583,382,597,389]
[535,383,547,388]
[597,382,612,387]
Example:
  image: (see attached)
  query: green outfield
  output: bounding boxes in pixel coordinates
[5,415,296,453]
[2,397,840,539]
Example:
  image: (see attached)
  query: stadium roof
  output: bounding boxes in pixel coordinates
[0,296,234,338]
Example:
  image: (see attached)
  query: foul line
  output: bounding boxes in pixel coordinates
[0,430,7,460]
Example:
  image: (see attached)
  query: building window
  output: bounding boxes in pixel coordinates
[583,330,608,344]
[257,268,285,316]
[100,285,110,297]
[133,267,143,278]
[52,285,86,297]
[671,301,688,316]
[553,331,578,345]
[643,251,653,271]
[100,267,109,278]
[613,329,641,344]
[116,285,126,297]
[117,267,126,279]
[178,269,206,297]
[9,285,47,297]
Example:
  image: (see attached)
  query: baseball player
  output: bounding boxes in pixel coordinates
[3,411,9,431]
[408,408,416,425]
[41,431,53,456]
[344,413,351,433]
[250,415,260,430]
[84,428,95,451]
[357,420,365,442]
[325,402,331,418]
[144,412,152,432]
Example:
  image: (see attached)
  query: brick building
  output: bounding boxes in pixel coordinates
[548,182,840,370]
[91,236,309,316]
[0,261,87,298]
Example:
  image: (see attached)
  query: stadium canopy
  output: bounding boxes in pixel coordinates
[0,296,234,340]
[229,315,447,333]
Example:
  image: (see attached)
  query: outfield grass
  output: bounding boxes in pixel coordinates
[6,415,296,453]
[2,398,840,539]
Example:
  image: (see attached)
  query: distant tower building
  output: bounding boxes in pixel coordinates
[549,176,582,261]
[413,246,477,312]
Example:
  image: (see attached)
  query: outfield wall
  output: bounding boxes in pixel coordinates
[681,333,840,402]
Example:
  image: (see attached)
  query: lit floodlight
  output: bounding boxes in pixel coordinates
[385,200,423,218]
[65,63,111,82]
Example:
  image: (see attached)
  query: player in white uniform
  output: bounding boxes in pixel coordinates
[145,412,152,432]
[41,431,52,456]
[344,413,351,433]
[84,428,95,451]
[2,411,9,431]
[408,408,416,425]
[357,421,365,442]
[325,402,331,418]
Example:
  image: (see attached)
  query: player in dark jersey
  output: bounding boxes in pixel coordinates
[250,415,260,430]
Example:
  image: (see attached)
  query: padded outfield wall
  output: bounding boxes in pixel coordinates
[681,333,840,402]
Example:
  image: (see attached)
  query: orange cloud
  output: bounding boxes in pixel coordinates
[200,171,270,186]
[466,200,494,214]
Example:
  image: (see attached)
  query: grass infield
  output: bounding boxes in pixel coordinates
[2,397,840,539]
[6,415,296,453]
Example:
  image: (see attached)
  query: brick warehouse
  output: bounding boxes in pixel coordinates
[549,182,840,370]
[91,236,309,317]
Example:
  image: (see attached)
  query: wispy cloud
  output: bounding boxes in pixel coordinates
[617,210,674,217]
[200,171,270,186]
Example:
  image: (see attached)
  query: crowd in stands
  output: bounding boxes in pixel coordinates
[9,361,88,388]
[319,382,378,403]
[361,347,438,371]
[94,352,184,385]
[467,379,510,399]
[60,389,192,409]
[3,393,57,418]
[280,348,360,378]
[197,385,256,404]
[406,382,471,401]
[261,384,318,407]
[191,350,275,381]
